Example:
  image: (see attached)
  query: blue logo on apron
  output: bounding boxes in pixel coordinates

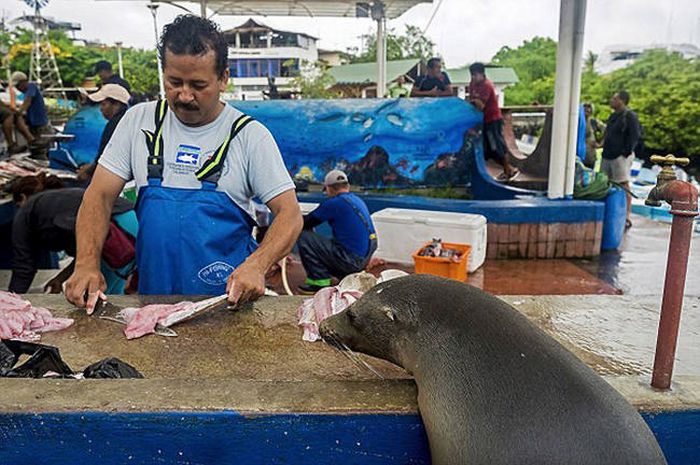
[198,261,235,286]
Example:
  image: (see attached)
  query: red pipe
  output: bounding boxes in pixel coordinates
[651,180,698,390]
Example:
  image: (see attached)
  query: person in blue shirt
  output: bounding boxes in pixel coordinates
[11,71,50,148]
[298,170,377,294]
[11,72,48,131]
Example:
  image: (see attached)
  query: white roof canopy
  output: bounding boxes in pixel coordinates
[100,0,430,19]
[197,1,428,19]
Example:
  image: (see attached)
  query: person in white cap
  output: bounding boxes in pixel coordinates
[76,84,131,182]
[11,71,50,146]
[297,169,377,294]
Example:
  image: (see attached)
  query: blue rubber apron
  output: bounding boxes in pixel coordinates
[135,100,257,294]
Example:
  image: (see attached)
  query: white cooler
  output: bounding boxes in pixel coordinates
[371,208,487,272]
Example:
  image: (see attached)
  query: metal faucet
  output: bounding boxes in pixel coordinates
[644,154,698,390]
[646,154,690,207]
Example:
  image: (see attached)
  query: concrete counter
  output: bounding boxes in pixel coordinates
[1,294,698,413]
[1,294,699,465]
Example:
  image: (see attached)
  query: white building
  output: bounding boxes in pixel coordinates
[595,43,700,75]
[225,19,318,100]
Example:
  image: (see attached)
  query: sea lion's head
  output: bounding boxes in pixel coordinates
[320,275,433,368]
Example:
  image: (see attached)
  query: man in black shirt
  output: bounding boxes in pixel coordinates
[8,186,134,294]
[94,60,131,92]
[76,84,130,182]
[411,57,453,97]
[602,90,641,229]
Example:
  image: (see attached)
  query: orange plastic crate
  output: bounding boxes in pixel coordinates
[412,242,471,282]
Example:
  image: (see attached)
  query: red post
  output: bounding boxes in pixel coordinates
[650,181,698,390]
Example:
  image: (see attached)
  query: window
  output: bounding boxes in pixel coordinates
[229,59,293,78]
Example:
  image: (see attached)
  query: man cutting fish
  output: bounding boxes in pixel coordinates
[65,15,302,312]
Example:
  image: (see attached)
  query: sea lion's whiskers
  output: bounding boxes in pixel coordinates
[327,332,384,379]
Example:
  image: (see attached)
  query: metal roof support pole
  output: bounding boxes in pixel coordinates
[564,0,586,196]
[200,0,207,18]
[372,2,387,98]
[148,2,166,98]
[548,0,587,199]
[116,41,124,78]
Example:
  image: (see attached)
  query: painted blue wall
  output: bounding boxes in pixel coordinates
[0,410,695,464]
[60,98,484,189]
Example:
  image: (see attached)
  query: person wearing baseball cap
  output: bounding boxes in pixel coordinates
[76,84,131,182]
[11,71,50,152]
[297,169,378,294]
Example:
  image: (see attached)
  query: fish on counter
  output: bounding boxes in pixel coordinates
[108,295,230,340]
[0,291,73,341]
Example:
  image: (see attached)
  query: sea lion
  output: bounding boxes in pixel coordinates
[319,275,667,465]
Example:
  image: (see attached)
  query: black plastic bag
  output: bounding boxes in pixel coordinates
[0,340,73,378]
[82,358,143,379]
[0,340,143,379]
[1,342,16,374]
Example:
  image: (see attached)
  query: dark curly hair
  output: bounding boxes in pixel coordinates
[158,15,228,78]
[11,173,64,203]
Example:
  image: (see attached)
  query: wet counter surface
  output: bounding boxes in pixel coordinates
[0,294,698,413]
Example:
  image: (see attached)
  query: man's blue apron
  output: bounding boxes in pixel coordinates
[135,100,257,294]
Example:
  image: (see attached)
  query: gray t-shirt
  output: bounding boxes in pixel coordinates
[99,101,294,218]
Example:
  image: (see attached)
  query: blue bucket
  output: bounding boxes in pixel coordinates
[602,187,627,250]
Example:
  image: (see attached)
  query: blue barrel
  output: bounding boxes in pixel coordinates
[602,187,627,250]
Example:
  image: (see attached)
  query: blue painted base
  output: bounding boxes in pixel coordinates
[0,412,430,465]
[299,192,604,224]
[0,410,696,464]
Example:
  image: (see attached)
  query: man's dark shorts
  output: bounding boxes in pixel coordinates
[0,109,12,124]
[483,119,507,164]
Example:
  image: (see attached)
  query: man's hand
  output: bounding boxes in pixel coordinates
[64,265,107,314]
[470,98,485,111]
[226,261,266,306]
[76,164,92,183]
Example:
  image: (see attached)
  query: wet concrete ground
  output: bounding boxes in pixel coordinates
[273,213,696,297]
[575,215,700,296]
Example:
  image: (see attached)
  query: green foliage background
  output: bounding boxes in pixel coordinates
[491,37,700,155]
[288,60,338,99]
[4,25,698,157]
[4,28,160,96]
[350,25,436,64]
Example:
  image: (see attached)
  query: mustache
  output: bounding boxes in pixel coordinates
[175,102,199,111]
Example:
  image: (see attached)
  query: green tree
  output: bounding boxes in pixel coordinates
[351,25,435,64]
[7,28,159,95]
[288,60,338,99]
[584,51,598,74]
[490,37,558,105]
[490,36,700,158]
[581,50,700,155]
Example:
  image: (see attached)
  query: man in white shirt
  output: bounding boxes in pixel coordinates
[65,15,302,311]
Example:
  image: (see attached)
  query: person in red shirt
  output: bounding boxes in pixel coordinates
[468,62,518,181]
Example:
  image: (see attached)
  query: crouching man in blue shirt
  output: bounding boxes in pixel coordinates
[298,170,377,294]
